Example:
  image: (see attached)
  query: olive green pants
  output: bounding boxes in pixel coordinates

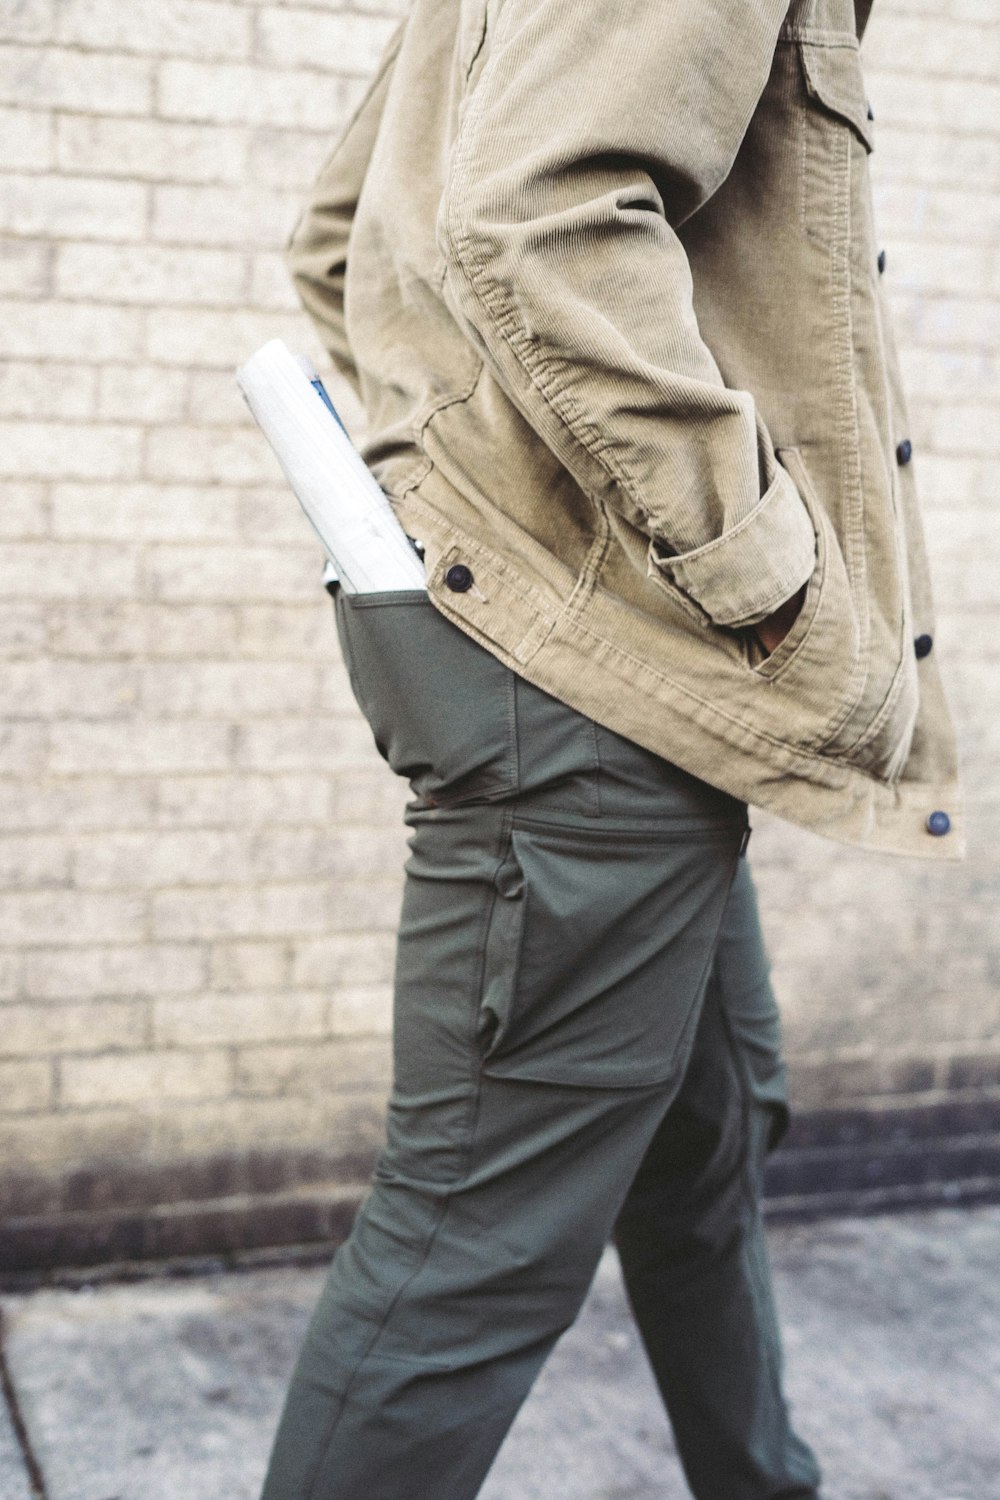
[261,589,821,1500]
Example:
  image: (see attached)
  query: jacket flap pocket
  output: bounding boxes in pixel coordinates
[799,41,874,152]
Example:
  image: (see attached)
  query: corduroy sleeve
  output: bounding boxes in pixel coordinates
[437,0,816,629]
[285,21,404,399]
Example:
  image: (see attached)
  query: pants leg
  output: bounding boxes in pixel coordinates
[261,589,815,1500]
[614,858,822,1499]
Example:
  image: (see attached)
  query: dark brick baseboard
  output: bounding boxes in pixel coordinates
[2,1095,998,1288]
[765,1092,1000,1219]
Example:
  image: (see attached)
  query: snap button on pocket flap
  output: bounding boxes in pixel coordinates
[799,41,875,152]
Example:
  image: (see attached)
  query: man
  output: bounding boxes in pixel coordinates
[261,1,962,1496]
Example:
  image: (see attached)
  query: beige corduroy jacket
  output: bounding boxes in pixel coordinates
[286,0,963,859]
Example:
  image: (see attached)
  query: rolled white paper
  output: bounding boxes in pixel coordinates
[235,338,426,595]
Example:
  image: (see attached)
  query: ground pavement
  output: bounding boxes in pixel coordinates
[1,1205,997,1500]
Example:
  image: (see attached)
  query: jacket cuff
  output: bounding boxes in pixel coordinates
[648,463,816,629]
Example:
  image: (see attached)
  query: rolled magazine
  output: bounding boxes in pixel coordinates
[235,338,427,594]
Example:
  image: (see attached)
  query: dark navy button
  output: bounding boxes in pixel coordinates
[867,101,874,121]
[444,563,474,593]
[877,248,887,274]
[914,633,933,659]
[896,438,913,465]
[926,810,951,837]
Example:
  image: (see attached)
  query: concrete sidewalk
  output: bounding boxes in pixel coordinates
[1,1205,997,1500]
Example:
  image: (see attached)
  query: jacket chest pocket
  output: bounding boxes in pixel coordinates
[797,38,876,274]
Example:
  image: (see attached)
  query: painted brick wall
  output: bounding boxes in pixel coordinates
[0,0,997,1270]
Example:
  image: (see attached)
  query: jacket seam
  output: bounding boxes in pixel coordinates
[397,360,487,505]
[561,612,898,786]
[442,77,680,540]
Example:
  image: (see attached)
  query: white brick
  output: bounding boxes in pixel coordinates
[0,299,144,360]
[246,127,334,193]
[52,482,238,540]
[151,881,334,940]
[157,58,350,130]
[0,832,70,887]
[233,1037,388,1097]
[0,237,52,296]
[44,600,152,657]
[0,950,22,1000]
[0,45,153,114]
[873,183,1000,245]
[0,421,143,480]
[290,931,396,988]
[867,70,1000,135]
[345,0,409,13]
[0,2,54,44]
[48,601,240,658]
[0,104,52,169]
[237,601,335,660]
[48,718,231,775]
[139,660,320,718]
[925,402,995,457]
[96,366,189,424]
[892,292,1000,350]
[864,15,1000,80]
[185,368,258,425]
[948,0,999,22]
[0,1001,146,1057]
[0,774,156,831]
[154,988,327,1046]
[155,771,331,826]
[248,250,300,309]
[256,7,397,74]
[873,128,1000,192]
[327,770,409,826]
[900,348,1000,403]
[56,0,252,60]
[0,888,145,946]
[151,182,299,249]
[0,599,48,650]
[208,939,287,990]
[0,722,48,774]
[146,305,303,365]
[0,1105,155,1170]
[22,942,204,1000]
[0,1059,52,1113]
[55,242,247,305]
[909,452,995,508]
[924,507,1000,607]
[5,660,139,719]
[236,486,323,545]
[0,172,147,241]
[146,1093,347,1159]
[0,482,48,537]
[71,828,239,889]
[74,823,400,889]
[329,984,393,1036]
[0,541,137,599]
[143,425,280,484]
[887,238,1000,299]
[0,361,97,420]
[145,542,316,602]
[56,114,246,184]
[60,1049,231,1108]
[232,715,376,773]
